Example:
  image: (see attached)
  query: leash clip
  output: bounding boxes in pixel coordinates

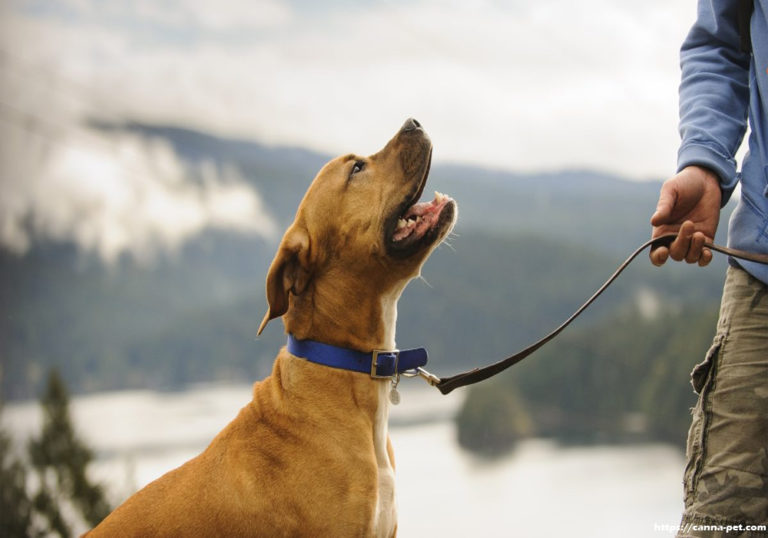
[410,367,440,387]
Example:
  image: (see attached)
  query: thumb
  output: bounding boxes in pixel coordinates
[651,184,676,226]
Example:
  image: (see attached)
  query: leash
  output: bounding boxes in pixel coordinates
[411,233,768,395]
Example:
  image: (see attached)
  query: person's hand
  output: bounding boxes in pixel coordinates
[650,165,722,267]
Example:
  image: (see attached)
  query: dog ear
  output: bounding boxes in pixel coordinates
[257,225,312,335]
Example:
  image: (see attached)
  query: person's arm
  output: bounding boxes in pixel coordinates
[677,0,751,202]
[651,0,751,266]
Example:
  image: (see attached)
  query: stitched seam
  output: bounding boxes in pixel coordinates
[758,219,768,243]
[740,189,765,216]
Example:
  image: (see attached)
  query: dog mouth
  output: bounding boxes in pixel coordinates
[385,156,456,258]
[392,191,454,241]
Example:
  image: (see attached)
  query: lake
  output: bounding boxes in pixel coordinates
[3,383,686,537]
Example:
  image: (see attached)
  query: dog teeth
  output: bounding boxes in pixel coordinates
[397,218,407,229]
[434,191,447,203]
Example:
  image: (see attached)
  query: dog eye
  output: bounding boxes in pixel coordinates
[350,160,365,178]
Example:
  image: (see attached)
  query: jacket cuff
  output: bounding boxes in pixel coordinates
[677,143,739,206]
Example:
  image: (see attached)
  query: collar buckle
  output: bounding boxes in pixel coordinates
[370,349,399,379]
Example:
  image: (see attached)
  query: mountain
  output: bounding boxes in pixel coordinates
[91,122,703,253]
[0,122,730,400]
[107,122,735,253]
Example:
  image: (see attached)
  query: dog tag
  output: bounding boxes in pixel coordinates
[389,375,401,405]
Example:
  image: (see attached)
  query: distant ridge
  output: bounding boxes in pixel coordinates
[0,121,729,400]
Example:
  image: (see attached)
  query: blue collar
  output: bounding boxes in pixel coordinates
[286,334,428,379]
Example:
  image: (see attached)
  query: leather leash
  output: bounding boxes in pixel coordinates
[415,233,768,395]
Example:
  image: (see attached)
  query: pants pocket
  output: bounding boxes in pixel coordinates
[689,333,724,395]
[682,334,724,505]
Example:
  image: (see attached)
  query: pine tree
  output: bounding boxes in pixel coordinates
[28,369,111,535]
[0,407,35,537]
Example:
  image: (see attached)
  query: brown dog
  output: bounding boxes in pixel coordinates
[86,118,456,537]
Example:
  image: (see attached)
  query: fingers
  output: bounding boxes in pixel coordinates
[698,247,713,267]
[650,245,669,267]
[650,184,676,227]
[649,224,674,267]
[668,221,694,261]
[659,221,713,266]
[651,240,713,266]
[687,232,706,263]
[650,247,669,266]
[649,180,677,266]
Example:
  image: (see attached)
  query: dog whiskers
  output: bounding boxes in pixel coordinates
[440,236,457,252]
[417,274,433,288]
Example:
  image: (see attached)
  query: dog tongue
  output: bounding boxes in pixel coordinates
[403,200,433,219]
[407,191,452,219]
[393,192,452,242]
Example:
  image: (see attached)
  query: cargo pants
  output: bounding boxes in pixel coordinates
[678,266,768,537]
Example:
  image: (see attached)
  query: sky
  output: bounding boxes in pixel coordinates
[0,0,698,262]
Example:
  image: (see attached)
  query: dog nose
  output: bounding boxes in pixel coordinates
[400,118,422,133]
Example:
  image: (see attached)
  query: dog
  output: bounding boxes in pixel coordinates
[86,118,457,537]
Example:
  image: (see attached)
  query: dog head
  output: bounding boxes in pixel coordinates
[258,119,456,338]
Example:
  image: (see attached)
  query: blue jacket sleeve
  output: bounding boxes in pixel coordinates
[677,0,751,204]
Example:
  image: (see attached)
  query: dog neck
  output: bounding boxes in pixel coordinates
[284,268,407,353]
[276,270,401,535]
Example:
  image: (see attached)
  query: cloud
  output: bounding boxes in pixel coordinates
[0,3,282,262]
[0,125,277,263]
[0,0,699,250]
[20,0,293,31]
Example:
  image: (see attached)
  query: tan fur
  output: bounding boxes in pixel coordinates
[86,120,456,537]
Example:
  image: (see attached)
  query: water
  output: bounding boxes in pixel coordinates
[3,383,685,537]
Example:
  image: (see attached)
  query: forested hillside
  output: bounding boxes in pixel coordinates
[457,305,718,453]
[0,121,730,450]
